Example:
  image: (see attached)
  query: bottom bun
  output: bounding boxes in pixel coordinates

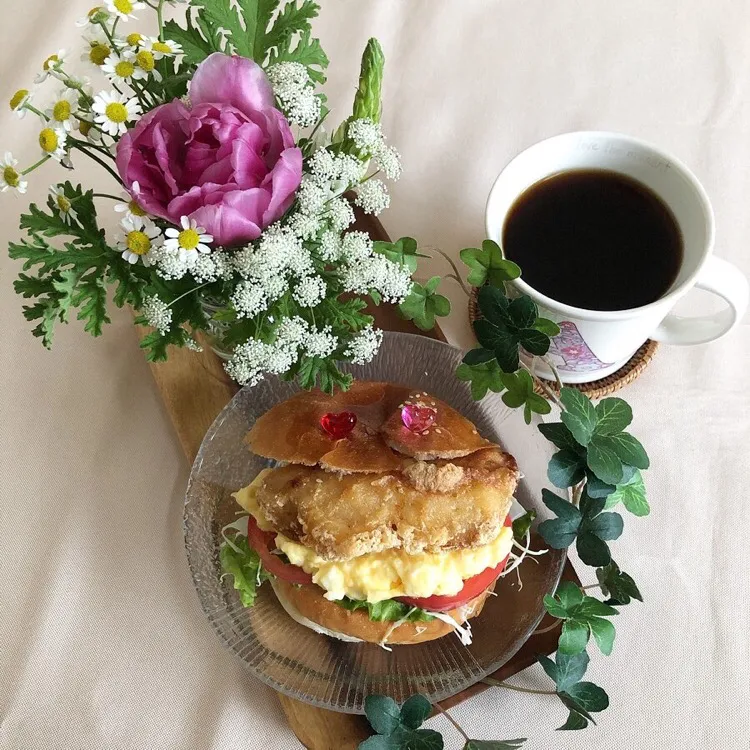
[272,577,493,645]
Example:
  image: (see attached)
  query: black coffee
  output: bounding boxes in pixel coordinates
[502,169,683,311]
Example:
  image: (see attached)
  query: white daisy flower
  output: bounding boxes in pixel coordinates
[76,6,111,27]
[101,51,144,84]
[164,216,213,261]
[117,216,162,265]
[133,49,162,81]
[9,89,32,120]
[105,0,145,22]
[92,91,141,136]
[35,50,67,84]
[0,153,28,194]
[142,36,183,59]
[81,37,113,69]
[49,185,79,225]
[38,126,68,162]
[122,32,144,51]
[114,184,148,221]
[45,89,79,132]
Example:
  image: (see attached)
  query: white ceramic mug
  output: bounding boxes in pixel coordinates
[485,131,749,383]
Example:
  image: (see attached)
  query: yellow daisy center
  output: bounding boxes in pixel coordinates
[43,54,60,71]
[135,49,155,72]
[89,44,111,66]
[126,230,151,255]
[178,228,200,250]
[39,128,59,153]
[56,194,72,213]
[53,100,72,122]
[79,120,93,136]
[115,60,136,79]
[129,200,146,217]
[126,32,142,47]
[105,102,128,123]
[114,0,134,14]
[3,166,20,188]
[10,89,28,110]
[152,41,172,55]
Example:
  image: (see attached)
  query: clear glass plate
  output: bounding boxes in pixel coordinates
[184,332,566,713]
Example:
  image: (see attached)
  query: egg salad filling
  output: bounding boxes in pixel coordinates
[233,477,514,604]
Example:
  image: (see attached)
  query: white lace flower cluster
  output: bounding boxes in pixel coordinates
[142,294,172,334]
[267,62,321,128]
[225,316,339,386]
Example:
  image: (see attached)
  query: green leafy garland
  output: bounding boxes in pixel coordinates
[357,243,649,748]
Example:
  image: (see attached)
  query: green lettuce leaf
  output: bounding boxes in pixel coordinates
[219,533,270,607]
[338,597,435,622]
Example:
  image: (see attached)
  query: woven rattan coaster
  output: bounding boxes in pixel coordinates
[468,288,658,399]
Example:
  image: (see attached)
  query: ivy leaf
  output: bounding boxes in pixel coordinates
[399,695,432,730]
[586,438,624,485]
[559,388,598,447]
[477,284,511,325]
[399,278,451,331]
[464,741,526,750]
[361,695,444,750]
[604,469,649,516]
[532,317,561,337]
[472,320,519,373]
[507,296,537,329]
[462,347,496,366]
[596,561,643,605]
[593,398,633,436]
[601,432,650,470]
[538,489,582,549]
[547,449,586,488]
[364,696,402,736]
[373,237,425,274]
[538,422,582,452]
[539,650,609,730]
[512,510,536,542]
[517,327,551,356]
[456,359,506,401]
[544,581,618,655]
[585,472,616,499]
[460,239,521,287]
[576,492,623,566]
[501,369,551,423]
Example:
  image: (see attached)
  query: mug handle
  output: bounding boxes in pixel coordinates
[651,256,749,345]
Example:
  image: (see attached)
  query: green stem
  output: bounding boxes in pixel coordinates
[572,481,584,507]
[167,281,214,308]
[582,583,601,591]
[482,677,556,696]
[431,702,470,742]
[543,356,564,392]
[157,0,165,39]
[92,192,123,201]
[434,247,472,297]
[68,137,116,162]
[70,143,123,185]
[522,361,562,408]
[21,156,51,175]
[26,104,49,121]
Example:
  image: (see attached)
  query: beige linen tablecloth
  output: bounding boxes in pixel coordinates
[2,2,749,748]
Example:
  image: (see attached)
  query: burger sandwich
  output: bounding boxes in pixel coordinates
[220,381,521,646]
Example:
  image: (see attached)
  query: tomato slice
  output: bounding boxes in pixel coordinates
[397,515,513,613]
[247,516,314,586]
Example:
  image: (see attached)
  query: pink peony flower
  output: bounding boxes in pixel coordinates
[115,53,302,247]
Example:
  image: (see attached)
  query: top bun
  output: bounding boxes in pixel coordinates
[246,381,491,472]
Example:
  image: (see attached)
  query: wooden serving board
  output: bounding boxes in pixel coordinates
[141,209,576,749]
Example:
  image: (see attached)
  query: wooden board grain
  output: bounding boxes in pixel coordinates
[141,209,576,750]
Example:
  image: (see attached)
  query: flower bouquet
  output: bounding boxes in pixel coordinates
[6,0,432,392]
